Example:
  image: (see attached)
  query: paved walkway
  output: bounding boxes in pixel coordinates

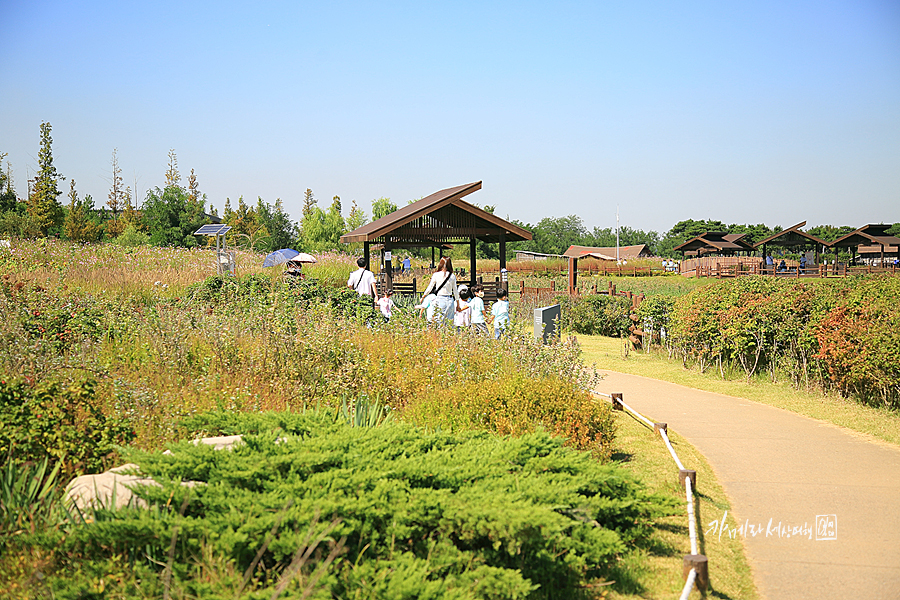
[598,370,900,600]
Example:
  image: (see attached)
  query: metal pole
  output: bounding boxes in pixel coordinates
[469,237,477,288]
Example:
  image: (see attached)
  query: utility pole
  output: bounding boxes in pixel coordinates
[616,204,620,264]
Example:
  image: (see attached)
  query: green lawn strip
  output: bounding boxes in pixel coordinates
[578,335,900,448]
[607,405,759,600]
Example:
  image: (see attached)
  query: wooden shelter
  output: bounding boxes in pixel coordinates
[753,221,828,265]
[339,181,532,291]
[673,232,754,257]
[829,224,900,266]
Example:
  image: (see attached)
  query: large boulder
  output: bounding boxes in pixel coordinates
[64,435,244,513]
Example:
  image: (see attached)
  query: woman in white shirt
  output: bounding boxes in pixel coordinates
[420,257,460,325]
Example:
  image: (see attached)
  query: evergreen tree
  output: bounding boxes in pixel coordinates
[165,149,180,188]
[806,224,854,243]
[0,153,17,212]
[187,168,200,205]
[301,188,317,221]
[222,197,234,222]
[323,196,346,243]
[63,180,100,242]
[346,199,368,232]
[256,197,299,251]
[106,149,125,216]
[26,122,64,236]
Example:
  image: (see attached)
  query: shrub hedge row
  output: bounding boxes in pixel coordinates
[644,275,900,408]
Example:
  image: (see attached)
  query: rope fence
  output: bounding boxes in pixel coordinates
[591,390,708,598]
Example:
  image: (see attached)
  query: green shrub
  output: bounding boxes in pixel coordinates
[0,379,135,474]
[54,414,673,599]
[111,224,150,248]
[814,276,900,406]
[665,275,900,407]
[556,294,631,336]
[636,295,675,343]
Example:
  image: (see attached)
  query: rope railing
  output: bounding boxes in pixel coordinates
[680,569,698,600]
[591,389,707,597]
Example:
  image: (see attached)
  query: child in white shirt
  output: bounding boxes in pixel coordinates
[454,287,473,329]
[377,290,395,320]
[491,289,510,339]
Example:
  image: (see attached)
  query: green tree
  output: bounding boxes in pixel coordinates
[324,196,346,243]
[26,122,64,236]
[344,200,369,253]
[300,196,346,251]
[165,149,180,188]
[142,185,207,247]
[301,188,317,221]
[187,168,201,205]
[726,223,778,246]
[806,224,854,243]
[346,199,368,232]
[106,149,125,216]
[63,180,101,242]
[372,197,397,220]
[256,197,299,252]
[656,219,728,257]
[224,196,269,250]
[586,226,660,252]
[520,215,587,255]
[0,153,17,212]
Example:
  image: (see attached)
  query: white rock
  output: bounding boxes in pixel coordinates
[63,435,242,514]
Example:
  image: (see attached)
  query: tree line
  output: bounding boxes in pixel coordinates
[0,122,389,254]
[3,122,892,258]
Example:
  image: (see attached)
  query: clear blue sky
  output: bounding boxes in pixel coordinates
[2,0,898,234]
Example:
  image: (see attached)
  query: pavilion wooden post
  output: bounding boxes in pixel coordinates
[499,232,507,292]
[364,242,371,270]
[431,246,435,269]
[470,237,477,288]
[384,241,393,292]
[568,257,578,295]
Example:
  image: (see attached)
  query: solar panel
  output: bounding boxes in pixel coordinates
[194,224,232,236]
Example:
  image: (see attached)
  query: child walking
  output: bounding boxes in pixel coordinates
[491,289,510,339]
[469,284,488,335]
[377,289,395,321]
[454,287,473,331]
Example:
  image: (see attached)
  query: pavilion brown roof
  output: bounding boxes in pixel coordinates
[752,221,829,249]
[339,181,532,246]
[828,224,900,250]
[673,232,754,254]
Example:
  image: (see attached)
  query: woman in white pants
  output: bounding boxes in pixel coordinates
[421,257,460,325]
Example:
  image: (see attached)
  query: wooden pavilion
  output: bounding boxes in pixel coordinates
[673,232,754,257]
[753,221,829,267]
[828,224,900,267]
[339,181,532,292]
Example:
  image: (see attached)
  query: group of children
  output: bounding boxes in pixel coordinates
[374,283,511,339]
[416,284,510,339]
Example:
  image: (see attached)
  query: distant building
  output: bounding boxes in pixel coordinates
[514,250,564,261]
[563,244,650,261]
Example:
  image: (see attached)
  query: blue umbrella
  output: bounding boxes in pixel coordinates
[263,248,300,268]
